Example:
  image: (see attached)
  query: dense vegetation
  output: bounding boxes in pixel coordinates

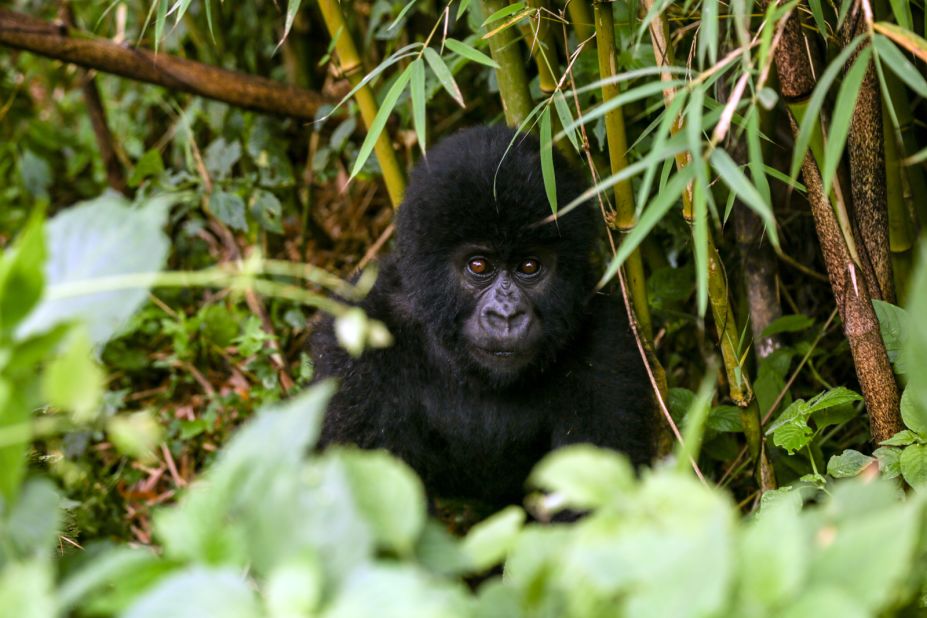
[1,0,927,615]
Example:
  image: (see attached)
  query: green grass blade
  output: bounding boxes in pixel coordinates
[350,64,413,179]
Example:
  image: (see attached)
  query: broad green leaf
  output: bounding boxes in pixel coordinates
[410,58,427,156]
[873,446,902,479]
[204,138,242,180]
[265,557,323,617]
[210,190,247,231]
[124,568,260,618]
[872,35,927,98]
[460,505,525,571]
[900,444,927,488]
[250,190,284,234]
[19,149,51,200]
[107,411,163,463]
[821,47,872,195]
[739,502,806,608]
[806,387,863,414]
[16,194,171,346]
[0,559,55,618]
[444,37,499,68]
[901,387,927,435]
[424,47,464,108]
[710,148,780,248]
[827,449,877,478]
[128,149,165,188]
[324,565,471,618]
[781,589,868,618]
[350,64,413,180]
[42,328,104,423]
[539,106,557,215]
[880,429,920,446]
[789,34,866,180]
[599,165,696,287]
[5,479,60,557]
[338,449,426,557]
[529,445,635,509]
[707,405,743,433]
[760,314,814,338]
[0,211,45,336]
[872,299,908,373]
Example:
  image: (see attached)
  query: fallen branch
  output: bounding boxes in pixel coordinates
[0,8,330,121]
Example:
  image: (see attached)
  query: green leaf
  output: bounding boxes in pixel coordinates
[20,149,52,200]
[16,193,172,346]
[706,405,743,433]
[338,449,426,557]
[529,445,635,509]
[250,190,283,234]
[698,0,718,65]
[872,299,908,373]
[806,387,864,414]
[444,37,499,68]
[771,401,813,454]
[460,505,525,571]
[900,444,927,489]
[760,314,814,338]
[789,34,866,180]
[481,1,525,25]
[710,148,779,248]
[107,411,163,463]
[204,138,242,180]
[0,211,45,336]
[873,446,901,479]
[124,568,261,618]
[598,165,697,287]
[873,35,927,98]
[553,91,579,152]
[128,149,165,188]
[0,559,55,618]
[827,449,877,478]
[901,387,927,435]
[210,190,247,232]
[423,47,464,108]
[410,58,427,156]
[324,565,471,618]
[264,557,323,617]
[351,64,413,179]
[539,106,557,215]
[821,47,872,195]
[880,429,920,447]
[42,328,104,423]
[6,479,60,557]
[739,501,806,608]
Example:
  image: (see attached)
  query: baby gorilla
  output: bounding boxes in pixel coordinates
[312,125,653,506]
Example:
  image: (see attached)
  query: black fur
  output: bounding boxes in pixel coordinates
[312,125,653,505]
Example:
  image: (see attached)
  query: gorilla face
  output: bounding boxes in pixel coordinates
[394,125,597,385]
[456,244,555,376]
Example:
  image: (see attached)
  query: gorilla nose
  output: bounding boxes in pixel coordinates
[482,306,530,337]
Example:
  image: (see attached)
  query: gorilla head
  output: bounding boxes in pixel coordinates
[393,126,596,384]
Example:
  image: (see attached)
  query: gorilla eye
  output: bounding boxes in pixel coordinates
[467,257,491,276]
[518,259,540,276]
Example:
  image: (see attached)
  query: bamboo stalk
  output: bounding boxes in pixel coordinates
[0,8,330,121]
[840,8,895,302]
[567,0,595,41]
[317,0,406,208]
[774,7,902,443]
[594,1,652,340]
[525,0,558,94]
[480,0,534,126]
[883,94,915,304]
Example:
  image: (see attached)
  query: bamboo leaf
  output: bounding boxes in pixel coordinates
[693,176,709,317]
[424,47,465,108]
[410,59,427,156]
[598,166,697,288]
[711,149,780,247]
[789,34,866,180]
[553,91,579,152]
[457,0,472,19]
[444,38,500,68]
[808,0,829,43]
[887,0,914,31]
[698,0,719,65]
[540,107,557,215]
[350,65,413,179]
[154,0,167,53]
[821,47,872,195]
[872,35,927,98]
[387,0,418,31]
[204,0,215,42]
[746,108,772,212]
[565,80,685,135]
[481,1,526,26]
[278,0,302,51]
[636,91,688,215]
[873,22,927,63]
